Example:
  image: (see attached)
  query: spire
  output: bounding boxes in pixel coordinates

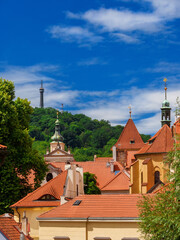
[163,78,167,100]
[61,104,64,113]
[128,105,132,119]
[39,80,44,108]
[161,78,171,127]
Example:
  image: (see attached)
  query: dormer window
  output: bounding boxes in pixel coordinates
[38,194,57,201]
[130,140,135,144]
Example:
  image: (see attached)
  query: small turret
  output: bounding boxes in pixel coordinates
[51,112,64,142]
[161,78,171,127]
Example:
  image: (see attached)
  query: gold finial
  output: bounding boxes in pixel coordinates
[163,78,167,100]
[57,111,59,119]
[128,105,132,119]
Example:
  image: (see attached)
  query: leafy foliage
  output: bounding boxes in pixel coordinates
[30,108,150,161]
[83,172,101,194]
[0,78,47,214]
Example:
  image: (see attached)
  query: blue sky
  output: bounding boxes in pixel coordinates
[1,0,180,134]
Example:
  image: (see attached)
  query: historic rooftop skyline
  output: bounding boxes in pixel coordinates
[1,0,180,134]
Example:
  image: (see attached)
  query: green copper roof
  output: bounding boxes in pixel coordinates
[51,113,64,142]
[162,99,170,108]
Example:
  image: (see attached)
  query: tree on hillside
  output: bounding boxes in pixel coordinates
[0,78,47,214]
[138,138,180,239]
[84,172,101,194]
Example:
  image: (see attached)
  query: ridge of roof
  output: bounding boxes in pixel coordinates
[115,118,144,150]
[11,170,67,208]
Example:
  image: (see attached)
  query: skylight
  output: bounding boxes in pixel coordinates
[73,200,82,206]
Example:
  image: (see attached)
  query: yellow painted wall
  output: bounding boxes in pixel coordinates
[39,221,86,240]
[13,207,56,240]
[131,153,168,194]
[39,221,142,240]
[130,161,139,194]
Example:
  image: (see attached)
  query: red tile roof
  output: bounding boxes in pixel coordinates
[0,214,32,240]
[49,161,127,191]
[37,194,142,220]
[11,171,67,208]
[101,171,130,191]
[136,124,174,155]
[0,144,7,149]
[115,119,144,150]
[94,157,113,162]
[74,161,124,189]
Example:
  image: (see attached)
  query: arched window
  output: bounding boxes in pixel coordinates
[46,173,53,182]
[154,171,160,184]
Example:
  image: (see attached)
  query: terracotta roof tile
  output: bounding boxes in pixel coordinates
[38,194,142,219]
[0,214,31,240]
[11,171,67,208]
[136,124,174,155]
[0,144,7,149]
[101,171,130,191]
[115,119,144,150]
[75,161,123,189]
[48,161,128,191]
[94,157,113,162]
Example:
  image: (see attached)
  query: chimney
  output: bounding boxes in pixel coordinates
[94,155,97,161]
[46,147,49,154]
[112,146,116,162]
[68,146,71,154]
[110,161,114,173]
[21,211,29,236]
[20,232,25,240]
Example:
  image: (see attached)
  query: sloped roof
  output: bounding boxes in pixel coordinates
[115,119,144,150]
[136,124,174,155]
[94,157,113,162]
[37,194,141,220]
[11,171,67,208]
[74,161,123,189]
[0,214,32,240]
[101,171,130,191]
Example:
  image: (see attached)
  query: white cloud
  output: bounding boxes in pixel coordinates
[77,57,107,66]
[46,26,103,44]
[63,0,180,45]
[147,0,180,19]
[1,63,180,134]
[147,62,180,74]
[81,8,161,33]
[111,33,140,43]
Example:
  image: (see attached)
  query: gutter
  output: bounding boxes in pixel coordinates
[15,207,21,223]
[36,217,141,223]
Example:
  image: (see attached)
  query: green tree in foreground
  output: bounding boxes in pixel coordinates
[0,78,47,214]
[138,139,180,239]
[83,172,101,194]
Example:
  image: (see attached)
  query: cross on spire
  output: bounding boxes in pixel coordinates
[128,105,132,119]
[61,104,64,113]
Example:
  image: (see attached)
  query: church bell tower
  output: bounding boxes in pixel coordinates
[161,78,171,127]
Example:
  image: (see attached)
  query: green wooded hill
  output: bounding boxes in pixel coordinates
[30,107,151,161]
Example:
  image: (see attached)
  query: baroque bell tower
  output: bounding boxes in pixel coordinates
[161,78,171,127]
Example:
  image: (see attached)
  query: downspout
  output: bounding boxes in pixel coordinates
[86,217,89,240]
[15,207,21,223]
